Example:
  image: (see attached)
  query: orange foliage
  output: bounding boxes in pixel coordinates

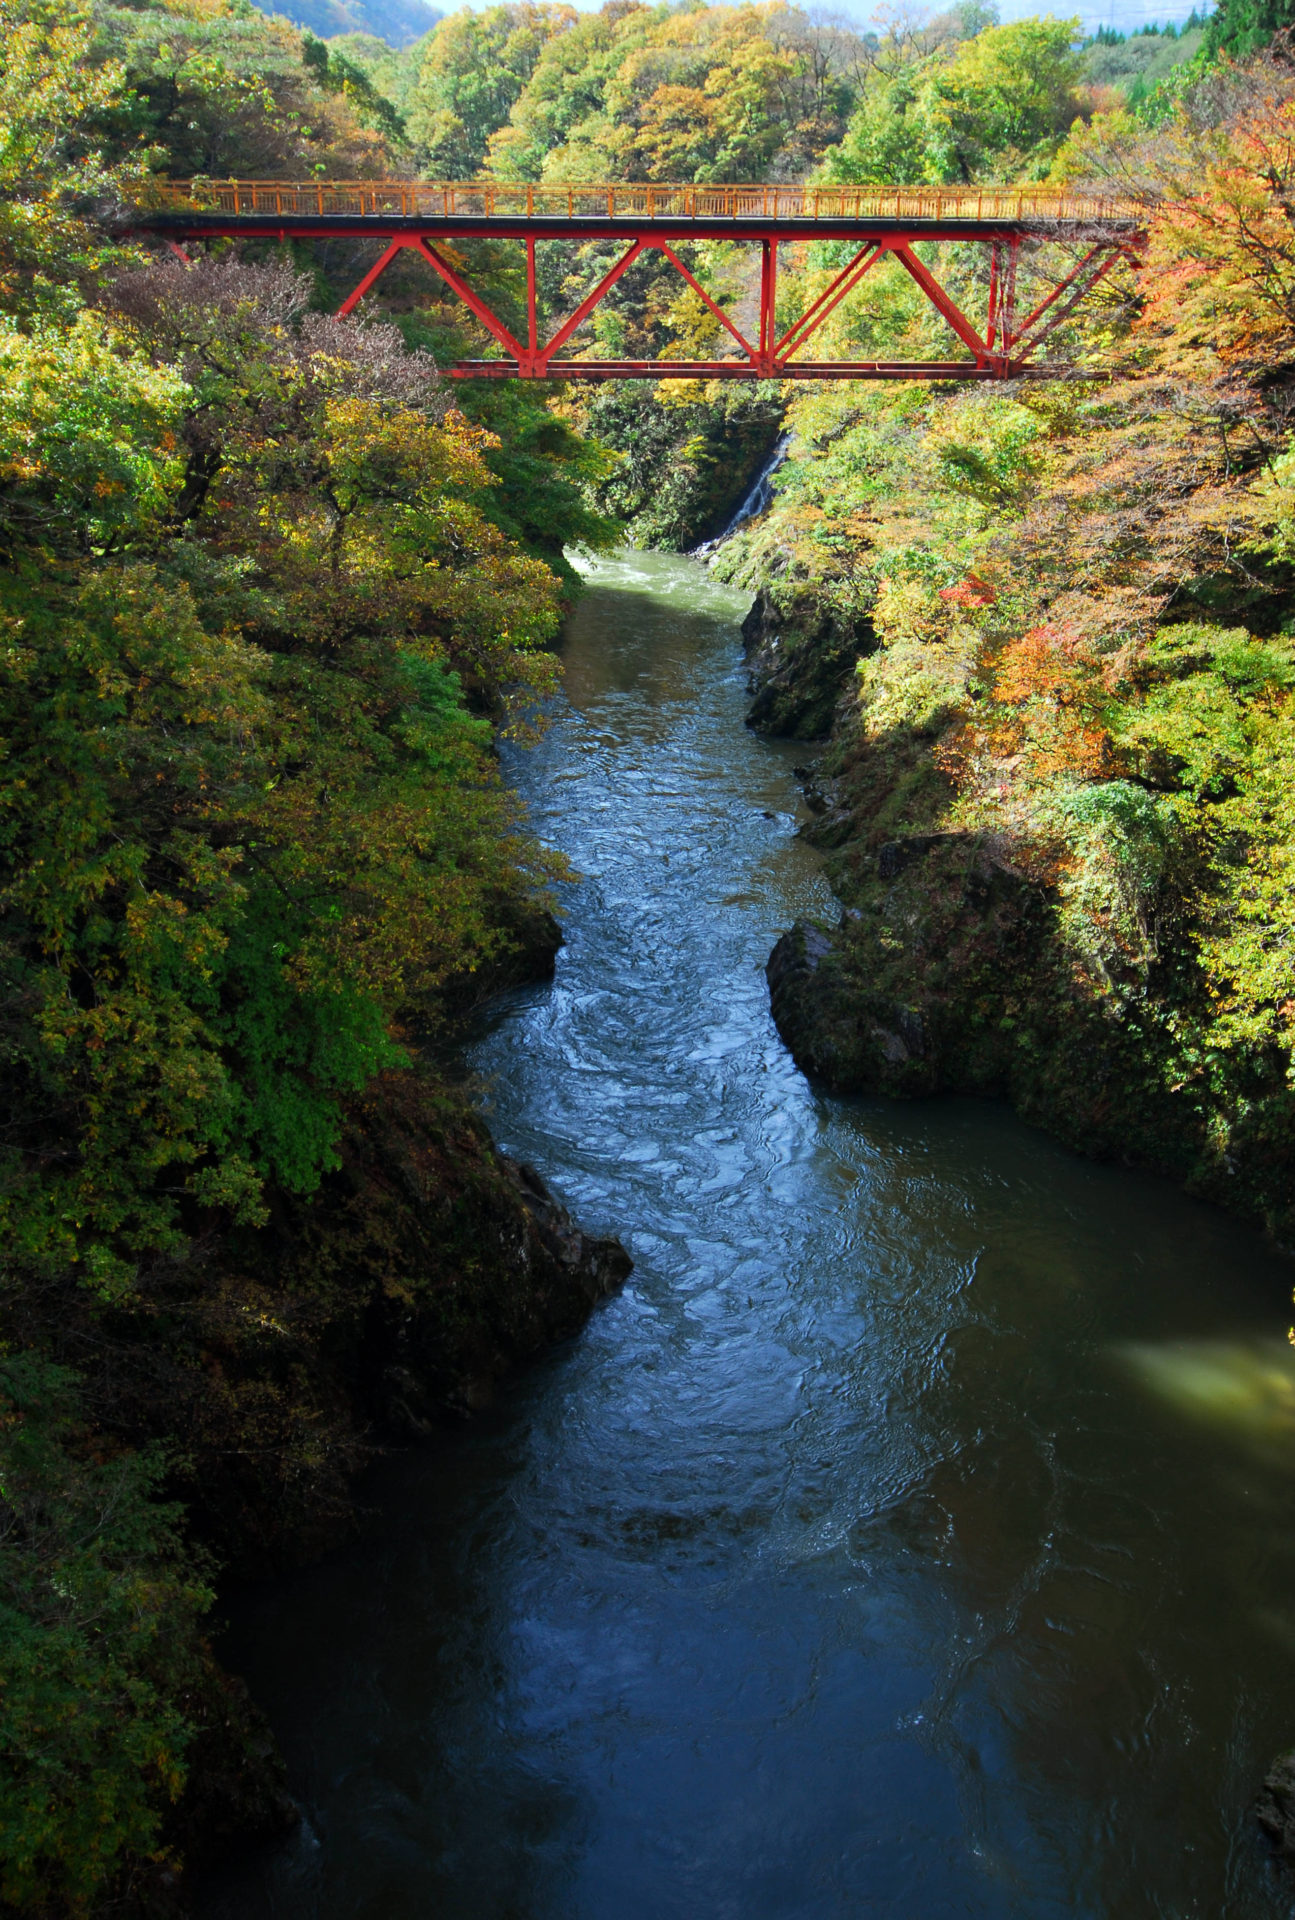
[990,623,1114,779]
[994,622,1098,702]
[1139,72,1295,362]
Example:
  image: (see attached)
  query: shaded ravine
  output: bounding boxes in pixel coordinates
[205,552,1295,1920]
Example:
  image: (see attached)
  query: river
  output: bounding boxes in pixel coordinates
[204,551,1295,1919]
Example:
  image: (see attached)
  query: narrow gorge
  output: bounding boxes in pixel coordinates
[200,552,1295,1920]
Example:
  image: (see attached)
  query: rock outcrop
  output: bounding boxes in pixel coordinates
[1257,1750,1295,1870]
[766,920,932,1096]
[746,614,1221,1194]
[741,586,872,740]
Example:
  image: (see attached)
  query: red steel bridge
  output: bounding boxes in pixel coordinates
[140,179,1144,383]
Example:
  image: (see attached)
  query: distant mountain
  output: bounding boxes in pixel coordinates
[249,0,441,50]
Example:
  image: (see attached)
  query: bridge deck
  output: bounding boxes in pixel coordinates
[137,181,1144,381]
[143,178,1142,233]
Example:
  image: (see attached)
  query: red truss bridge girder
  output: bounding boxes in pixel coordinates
[342,232,1134,380]
[139,184,1144,382]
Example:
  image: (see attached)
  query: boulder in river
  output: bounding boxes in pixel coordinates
[766,919,934,1096]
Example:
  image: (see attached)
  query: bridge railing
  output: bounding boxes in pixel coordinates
[146,179,1143,225]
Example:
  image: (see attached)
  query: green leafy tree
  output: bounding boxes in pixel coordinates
[485,1,867,183]
[406,3,577,177]
[90,0,397,180]
[0,0,133,308]
[451,378,619,584]
[1205,0,1295,58]
[302,31,409,145]
[0,1355,212,1915]
[822,16,1085,186]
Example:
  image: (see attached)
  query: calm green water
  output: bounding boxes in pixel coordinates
[205,552,1295,1920]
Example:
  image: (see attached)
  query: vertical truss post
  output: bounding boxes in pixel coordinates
[1001,238,1020,357]
[526,235,538,370]
[987,241,1001,350]
[758,237,777,375]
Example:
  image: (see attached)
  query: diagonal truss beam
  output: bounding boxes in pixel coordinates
[654,240,757,362]
[540,238,644,363]
[1009,245,1133,358]
[336,236,406,316]
[1009,243,1103,345]
[776,243,884,360]
[328,225,1136,380]
[890,241,990,362]
[411,236,526,359]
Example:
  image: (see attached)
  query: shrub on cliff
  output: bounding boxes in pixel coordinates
[0,1356,211,1915]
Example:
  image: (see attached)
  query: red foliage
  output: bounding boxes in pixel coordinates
[937,572,997,608]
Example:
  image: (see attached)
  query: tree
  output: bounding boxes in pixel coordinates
[1,256,566,1298]
[0,0,132,308]
[90,0,396,180]
[821,15,1085,185]
[0,1356,212,1915]
[1138,65,1295,363]
[1205,0,1295,59]
[302,31,410,145]
[406,3,577,177]
[485,0,867,184]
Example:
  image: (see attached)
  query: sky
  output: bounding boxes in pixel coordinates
[513,0,1213,35]
[995,0,1207,27]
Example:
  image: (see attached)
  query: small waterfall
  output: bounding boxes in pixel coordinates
[693,433,790,558]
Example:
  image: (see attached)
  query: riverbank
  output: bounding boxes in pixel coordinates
[707,370,1295,1251]
[155,1063,631,1906]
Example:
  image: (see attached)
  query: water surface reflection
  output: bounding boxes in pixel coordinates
[205,551,1295,1920]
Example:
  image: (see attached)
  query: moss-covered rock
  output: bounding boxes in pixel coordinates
[767,920,934,1094]
[742,584,873,739]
